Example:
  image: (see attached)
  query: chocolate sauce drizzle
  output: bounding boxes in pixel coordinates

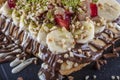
[0,31,17,63]
[0,15,120,80]
[0,20,30,63]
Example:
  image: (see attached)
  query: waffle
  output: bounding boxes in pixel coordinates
[0,0,120,80]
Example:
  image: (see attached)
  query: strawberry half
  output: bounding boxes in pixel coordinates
[65,10,73,16]
[55,11,72,30]
[90,3,98,17]
[8,0,16,9]
[55,14,70,30]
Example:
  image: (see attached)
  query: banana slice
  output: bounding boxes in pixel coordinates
[74,20,95,43]
[28,21,40,38]
[97,0,120,21]
[46,28,75,53]
[0,1,12,17]
[95,26,105,34]
[37,23,57,46]
[12,9,20,26]
[37,27,47,46]
[19,13,28,30]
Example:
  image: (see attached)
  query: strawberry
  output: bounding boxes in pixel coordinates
[90,3,98,17]
[55,11,72,30]
[65,10,73,16]
[55,14,70,30]
[8,0,16,9]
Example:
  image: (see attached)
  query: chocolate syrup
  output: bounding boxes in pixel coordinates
[38,25,120,79]
[0,15,120,80]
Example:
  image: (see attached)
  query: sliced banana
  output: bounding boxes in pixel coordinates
[0,1,12,17]
[37,23,57,46]
[46,28,75,53]
[28,21,40,38]
[19,13,28,30]
[37,27,47,46]
[12,9,20,26]
[97,0,120,21]
[95,26,105,34]
[74,20,95,43]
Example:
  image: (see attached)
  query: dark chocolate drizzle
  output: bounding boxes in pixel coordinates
[0,31,20,63]
[0,15,120,80]
[104,29,115,38]
[89,42,103,50]
[96,34,111,44]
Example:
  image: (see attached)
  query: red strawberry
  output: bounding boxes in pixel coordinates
[65,10,73,16]
[55,14,70,30]
[55,10,72,30]
[8,0,16,9]
[90,3,98,17]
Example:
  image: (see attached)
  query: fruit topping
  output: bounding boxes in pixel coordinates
[90,3,98,17]
[8,0,16,9]
[55,11,72,30]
